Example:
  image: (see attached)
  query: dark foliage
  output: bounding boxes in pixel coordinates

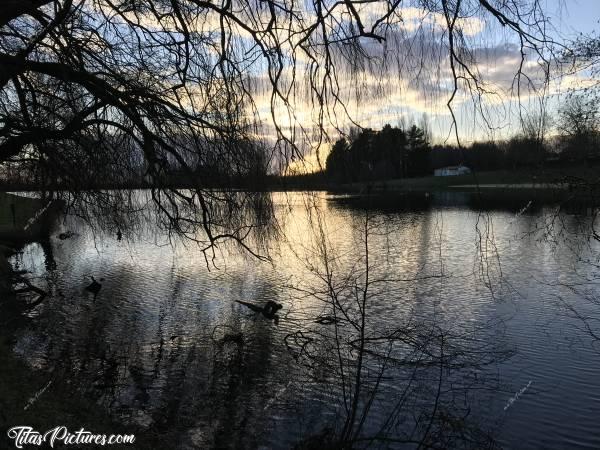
[327,111,600,182]
[325,124,430,183]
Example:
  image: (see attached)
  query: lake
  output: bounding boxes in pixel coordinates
[6,190,600,449]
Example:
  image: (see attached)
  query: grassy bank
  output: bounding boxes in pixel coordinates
[336,166,600,193]
[277,166,600,194]
[0,193,61,243]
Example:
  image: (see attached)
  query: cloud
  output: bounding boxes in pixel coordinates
[88,0,595,170]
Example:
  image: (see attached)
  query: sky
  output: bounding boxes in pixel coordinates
[104,0,599,173]
[546,0,599,36]
[277,0,600,173]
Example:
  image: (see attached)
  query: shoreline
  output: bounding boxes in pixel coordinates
[2,167,598,195]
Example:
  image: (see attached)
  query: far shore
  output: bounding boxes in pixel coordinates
[1,166,599,196]
[277,166,600,194]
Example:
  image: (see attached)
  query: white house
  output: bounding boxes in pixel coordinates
[434,165,471,177]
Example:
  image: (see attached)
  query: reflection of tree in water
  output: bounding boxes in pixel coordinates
[13,192,599,448]
[13,253,291,448]
[529,189,600,352]
[284,201,512,449]
[207,280,285,448]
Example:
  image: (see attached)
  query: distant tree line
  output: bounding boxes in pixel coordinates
[0,133,270,190]
[325,124,430,182]
[326,95,600,183]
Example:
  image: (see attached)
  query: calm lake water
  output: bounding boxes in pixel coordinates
[7,191,600,449]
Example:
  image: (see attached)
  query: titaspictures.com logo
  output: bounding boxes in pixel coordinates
[7,426,136,448]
